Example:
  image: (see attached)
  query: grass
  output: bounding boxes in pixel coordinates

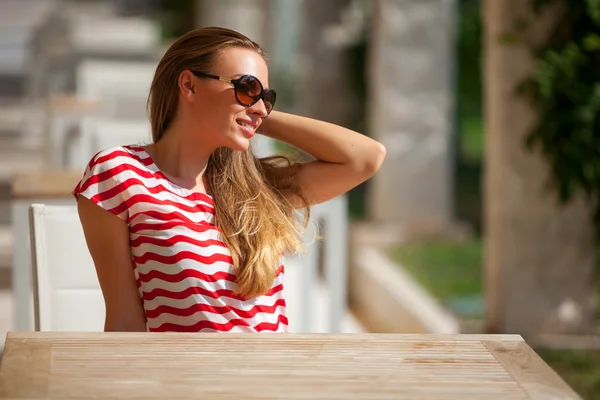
[536,348,600,399]
[388,239,484,318]
[389,238,600,319]
[388,240,482,300]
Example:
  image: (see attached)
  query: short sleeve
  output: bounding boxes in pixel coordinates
[72,146,134,221]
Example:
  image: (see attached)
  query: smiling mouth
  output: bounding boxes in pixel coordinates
[236,120,256,137]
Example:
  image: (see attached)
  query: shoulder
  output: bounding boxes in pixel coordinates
[73,145,152,198]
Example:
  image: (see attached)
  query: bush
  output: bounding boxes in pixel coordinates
[520,0,600,230]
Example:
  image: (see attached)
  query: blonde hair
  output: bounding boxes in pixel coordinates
[148,27,309,299]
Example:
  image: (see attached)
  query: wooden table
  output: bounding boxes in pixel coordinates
[0,332,581,399]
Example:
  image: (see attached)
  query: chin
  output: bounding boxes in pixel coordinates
[227,138,251,152]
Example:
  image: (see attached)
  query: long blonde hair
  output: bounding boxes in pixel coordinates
[148,27,309,299]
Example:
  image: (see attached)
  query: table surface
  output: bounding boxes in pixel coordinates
[0,332,581,400]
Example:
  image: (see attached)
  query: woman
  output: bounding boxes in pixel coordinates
[73,27,386,333]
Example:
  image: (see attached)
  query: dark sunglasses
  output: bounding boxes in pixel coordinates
[191,70,276,115]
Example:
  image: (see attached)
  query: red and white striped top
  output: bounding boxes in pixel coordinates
[73,145,288,333]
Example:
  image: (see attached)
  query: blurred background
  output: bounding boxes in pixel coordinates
[0,0,599,397]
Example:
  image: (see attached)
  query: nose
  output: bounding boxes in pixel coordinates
[248,98,269,118]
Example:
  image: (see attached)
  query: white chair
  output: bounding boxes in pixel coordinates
[68,117,151,168]
[29,204,105,331]
[26,198,350,333]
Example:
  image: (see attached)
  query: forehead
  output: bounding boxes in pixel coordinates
[213,47,269,86]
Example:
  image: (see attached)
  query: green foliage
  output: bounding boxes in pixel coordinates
[457,0,483,118]
[157,0,195,38]
[520,0,600,228]
[455,0,485,233]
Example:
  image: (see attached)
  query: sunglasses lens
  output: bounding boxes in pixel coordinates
[263,90,276,114]
[234,76,276,114]
[236,76,262,105]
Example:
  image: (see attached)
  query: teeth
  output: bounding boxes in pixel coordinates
[238,121,253,130]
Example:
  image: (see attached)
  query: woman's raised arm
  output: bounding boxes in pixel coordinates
[259,111,386,206]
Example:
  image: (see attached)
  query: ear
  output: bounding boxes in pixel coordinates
[178,70,196,102]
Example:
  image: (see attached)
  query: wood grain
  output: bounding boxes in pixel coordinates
[483,340,582,400]
[0,332,567,399]
[0,337,52,398]
[11,170,82,199]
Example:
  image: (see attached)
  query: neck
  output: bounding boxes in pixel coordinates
[150,118,218,189]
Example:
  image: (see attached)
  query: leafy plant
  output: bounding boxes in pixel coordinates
[520,0,600,230]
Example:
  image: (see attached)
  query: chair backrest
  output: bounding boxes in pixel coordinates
[29,204,105,331]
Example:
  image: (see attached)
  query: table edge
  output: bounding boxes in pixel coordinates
[483,340,582,400]
[5,331,525,341]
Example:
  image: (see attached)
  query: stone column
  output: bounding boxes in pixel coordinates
[484,0,596,338]
[295,0,354,125]
[367,0,457,228]
[195,0,269,47]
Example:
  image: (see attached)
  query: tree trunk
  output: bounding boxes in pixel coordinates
[484,0,597,339]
